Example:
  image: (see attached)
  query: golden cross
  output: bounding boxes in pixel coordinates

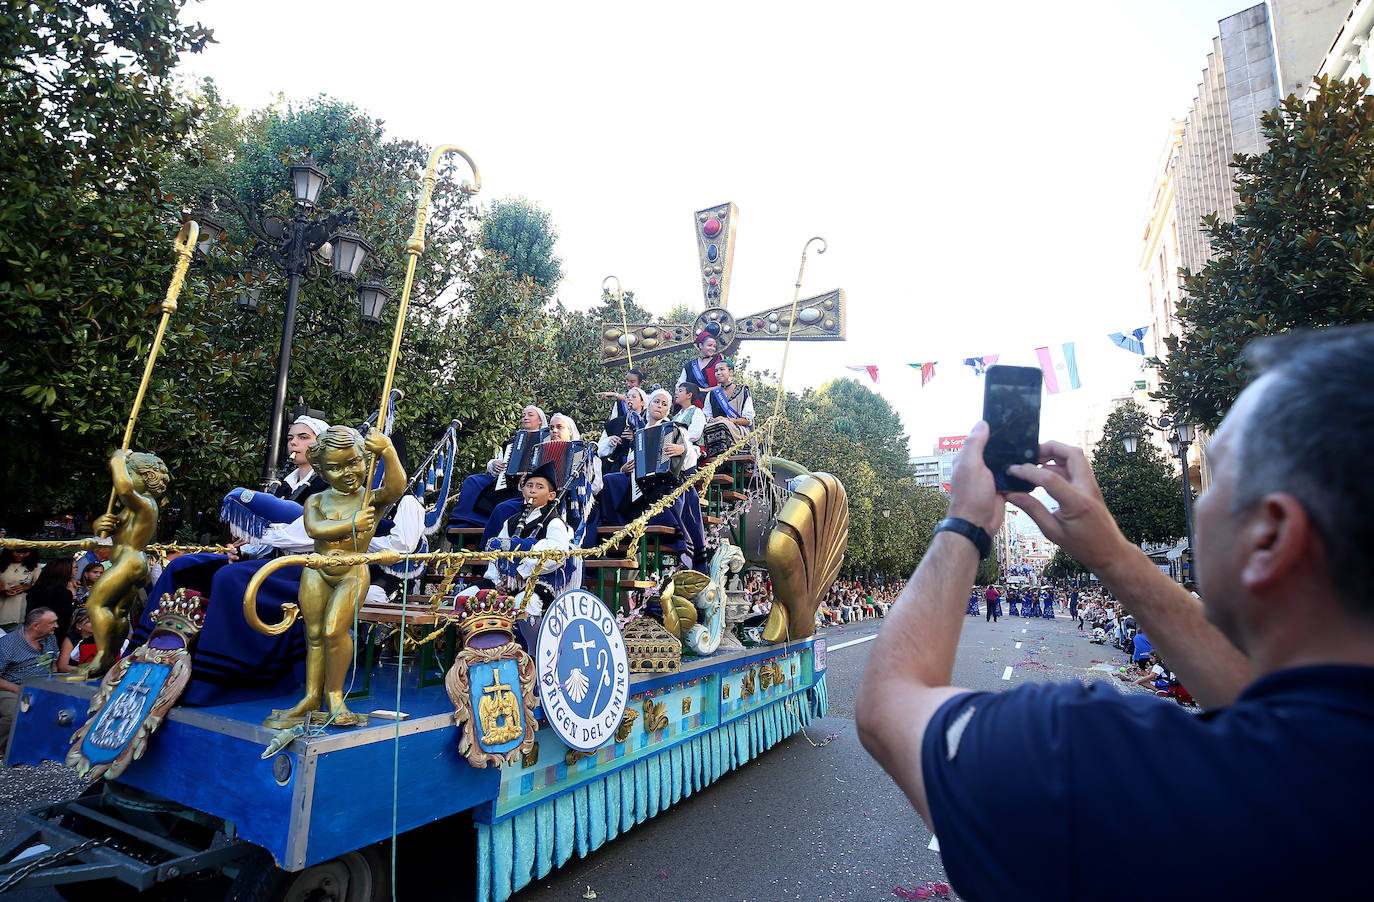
[599,202,845,367]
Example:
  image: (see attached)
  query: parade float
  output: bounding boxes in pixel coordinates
[0,146,850,901]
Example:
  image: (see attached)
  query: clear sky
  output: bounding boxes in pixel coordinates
[180,0,1256,454]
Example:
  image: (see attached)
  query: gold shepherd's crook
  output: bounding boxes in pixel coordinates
[604,275,632,370]
[363,145,480,505]
[104,220,199,518]
[771,236,826,426]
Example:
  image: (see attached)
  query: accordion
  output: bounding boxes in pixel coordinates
[703,421,734,460]
[494,427,549,491]
[532,439,588,488]
[633,422,685,493]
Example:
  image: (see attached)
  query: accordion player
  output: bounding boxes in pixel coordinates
[631,421,686,500]
[494,426,549,491]
[532,438,589,491]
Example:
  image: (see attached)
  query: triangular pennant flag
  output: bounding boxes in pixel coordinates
[962,354,999,376]
[908,362,937,386]
[845,365,880,384]
[1035,343,1081,393]
[1108,326,1149,355]
[967,354,1000,374]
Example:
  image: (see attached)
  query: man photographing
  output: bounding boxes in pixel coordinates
[857,325,1374,899]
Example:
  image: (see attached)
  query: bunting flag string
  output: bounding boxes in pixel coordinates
[962,355,999,376]
[907,362,937,386]
[837,330,1146,393]
[1108,326,1149,355]
[845,365,880,384]
[1035,342,1081,394]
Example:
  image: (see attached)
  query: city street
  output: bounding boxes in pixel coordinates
[510,609,1138,902]
[0,609,1143,901]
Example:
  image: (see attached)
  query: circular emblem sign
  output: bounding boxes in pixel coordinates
[536,589,630,752]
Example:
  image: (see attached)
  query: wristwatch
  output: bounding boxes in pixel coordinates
[934,517,992,559]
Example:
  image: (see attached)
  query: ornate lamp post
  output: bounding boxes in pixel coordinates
[190,157,393,484]
[1122,414,1197,579]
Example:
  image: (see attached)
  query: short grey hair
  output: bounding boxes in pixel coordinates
[1237,323,1374,616]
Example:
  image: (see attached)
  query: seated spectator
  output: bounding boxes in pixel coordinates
[58,609,97,673]
[0,607,59,754]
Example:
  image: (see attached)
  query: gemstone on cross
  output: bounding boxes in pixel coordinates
[599,202,846,369]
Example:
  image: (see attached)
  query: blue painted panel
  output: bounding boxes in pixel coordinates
[9,683,295,865]
[305,723,499,868]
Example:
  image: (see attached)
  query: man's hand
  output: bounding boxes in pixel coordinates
[665,443,685,458]
[93,513,118,538]
[947,422,1006,535]
[492,459,508,474]
[1004,441,1137,577]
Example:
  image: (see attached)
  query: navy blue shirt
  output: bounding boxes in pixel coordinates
[922,666,1374,900]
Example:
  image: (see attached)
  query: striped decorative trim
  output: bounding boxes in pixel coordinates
[476,673,829,901]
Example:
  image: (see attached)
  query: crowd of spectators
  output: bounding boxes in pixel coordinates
[816,578,899,627]
[0,542,129,755]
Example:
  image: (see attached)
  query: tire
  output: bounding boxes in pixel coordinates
[272,844,391,902]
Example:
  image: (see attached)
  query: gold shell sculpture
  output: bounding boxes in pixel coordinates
[762,473,848,643]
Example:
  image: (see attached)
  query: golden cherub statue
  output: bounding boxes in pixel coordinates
[262,425,405,729]
[62,450,169,680]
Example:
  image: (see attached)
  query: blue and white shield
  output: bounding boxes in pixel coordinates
[76,662,171,769]
[467,658,528,757]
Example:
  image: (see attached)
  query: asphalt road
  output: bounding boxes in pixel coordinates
[0,610,1144,901]
[509,610,1139,902]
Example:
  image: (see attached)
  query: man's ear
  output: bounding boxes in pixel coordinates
[1240,493,1314,592]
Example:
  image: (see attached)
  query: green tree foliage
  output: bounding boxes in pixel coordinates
[153,93,549,529]
[0,0,212,524]
[1043,547,1086,580]
[480,197,564,297]
[1091,402,1187,546]
[1158,76,1374,427]
[975,551,1002,586]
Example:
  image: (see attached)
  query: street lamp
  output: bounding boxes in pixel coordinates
[881,505,891,519]
[1122,413,1197,579]
[192,160,392,484]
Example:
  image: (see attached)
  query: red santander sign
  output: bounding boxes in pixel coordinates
[938,435,965,452]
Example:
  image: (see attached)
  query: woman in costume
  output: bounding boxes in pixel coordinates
[448,405,548,529]
[618,388,707,569]
[676,331,723,403]
[967,588,980,617]
[0,547,40,632]
[671,383,706,474]
[1006,589,1019,617]
[703,358,755,441]
[597,386,647,474]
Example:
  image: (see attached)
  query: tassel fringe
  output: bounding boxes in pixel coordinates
[476,673,828,902]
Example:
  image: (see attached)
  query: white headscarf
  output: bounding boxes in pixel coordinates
[523,405,549,429]
[549,413,582,441]
[646,388,673,424]
[624,387,648,412]
[292,414,330,440]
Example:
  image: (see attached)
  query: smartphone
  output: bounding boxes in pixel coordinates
[982,365,1043,493]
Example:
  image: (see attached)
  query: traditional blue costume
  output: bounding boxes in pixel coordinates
[967,589,980,616]
[1007,593,1019,617]
[1042,590,1055,619]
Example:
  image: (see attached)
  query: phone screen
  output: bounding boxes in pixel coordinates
[982,365,1043,493]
